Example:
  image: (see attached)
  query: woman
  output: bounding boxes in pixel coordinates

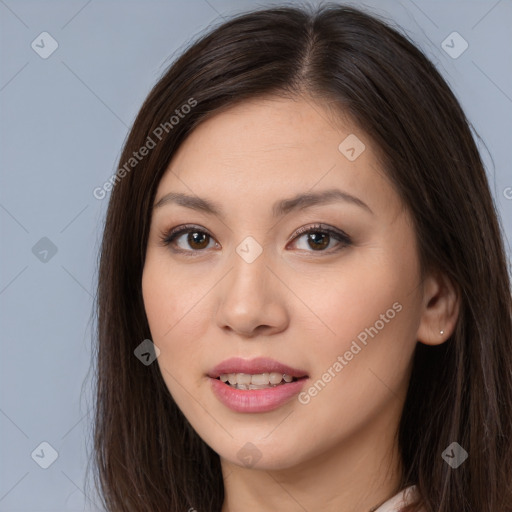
[91,3,512,511]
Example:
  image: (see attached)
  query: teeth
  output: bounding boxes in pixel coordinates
[269,372,284,384]
[237,373,252,385]
[251,373,269,385]
[218,372,297,387]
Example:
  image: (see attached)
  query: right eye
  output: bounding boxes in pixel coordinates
[159,224,219,255]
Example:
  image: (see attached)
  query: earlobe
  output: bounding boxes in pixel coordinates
[416,270,460,346]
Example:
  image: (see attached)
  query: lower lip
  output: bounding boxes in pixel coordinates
[209,377,308,413]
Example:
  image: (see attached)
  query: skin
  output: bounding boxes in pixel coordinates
[142,95,459,512]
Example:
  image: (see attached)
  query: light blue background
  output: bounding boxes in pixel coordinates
[1,0,511,510]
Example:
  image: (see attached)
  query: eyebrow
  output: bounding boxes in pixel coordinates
[153,188,373,217]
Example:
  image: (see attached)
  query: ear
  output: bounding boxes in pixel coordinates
[416,269,460,346]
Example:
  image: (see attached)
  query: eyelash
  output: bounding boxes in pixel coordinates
[158,223,352,257]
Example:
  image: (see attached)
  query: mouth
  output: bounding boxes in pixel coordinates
[208,356,308,383]
[215,372,305,390]
[207,357,309,413]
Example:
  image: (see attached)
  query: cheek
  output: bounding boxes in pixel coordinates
[142,251,206,336]
[295,245,421,389]
[141,259,206,375]
[142,262,175,340]
[295,262,411,352]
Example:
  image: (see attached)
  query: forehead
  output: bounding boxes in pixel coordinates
[172,96,360,164]
[154,96,398,218]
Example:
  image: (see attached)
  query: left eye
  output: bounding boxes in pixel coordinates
[291,226,351,252]
[159,223,352,255]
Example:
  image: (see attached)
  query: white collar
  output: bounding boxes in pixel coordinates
[373,485,419,512]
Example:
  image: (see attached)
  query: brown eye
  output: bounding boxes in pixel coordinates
[160,223,351,256]
[185,231,210,250]
[290,224,352,253]
[304,232,330,251]
[160,225,217,253]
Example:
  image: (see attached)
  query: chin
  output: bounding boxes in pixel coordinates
[212,435,308,471]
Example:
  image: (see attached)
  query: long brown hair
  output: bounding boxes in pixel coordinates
[90,3,512,511]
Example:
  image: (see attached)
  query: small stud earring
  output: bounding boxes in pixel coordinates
[440,330,444,335]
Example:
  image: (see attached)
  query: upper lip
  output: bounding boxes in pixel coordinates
[208,357,308,379]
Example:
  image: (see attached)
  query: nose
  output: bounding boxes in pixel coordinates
[214,247,289,338]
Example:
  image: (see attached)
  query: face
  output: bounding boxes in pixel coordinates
[142,95,426,471]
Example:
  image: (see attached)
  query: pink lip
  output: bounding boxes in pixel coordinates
[208,357,309,413]
[208,357,308,379]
